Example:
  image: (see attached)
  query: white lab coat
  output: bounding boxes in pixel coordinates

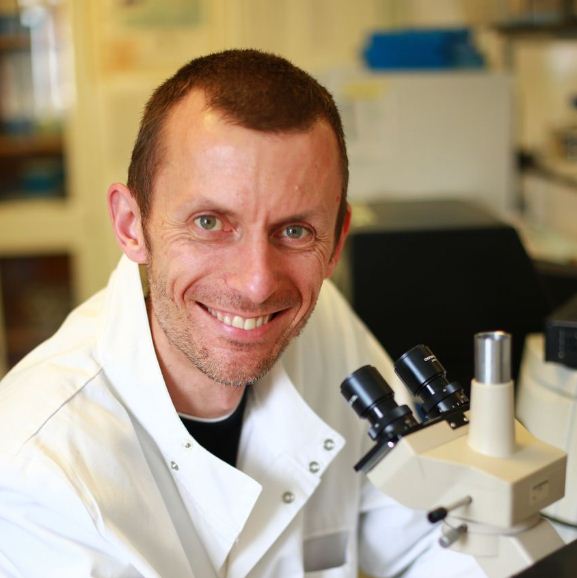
[0,256,482,578]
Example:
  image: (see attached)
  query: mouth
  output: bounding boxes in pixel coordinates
[206,306,274,331]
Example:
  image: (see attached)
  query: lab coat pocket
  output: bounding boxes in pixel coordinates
[303,530,348,575]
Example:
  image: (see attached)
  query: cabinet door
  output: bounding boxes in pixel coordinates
[0,254,73,374]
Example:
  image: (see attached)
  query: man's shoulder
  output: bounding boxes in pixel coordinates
[310,279,360,332]
[298,279,381,360]
[0,290,107,455]
[283,278,408,408]
[284,279,392,390]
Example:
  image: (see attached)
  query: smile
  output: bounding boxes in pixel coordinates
[207,307,272,331]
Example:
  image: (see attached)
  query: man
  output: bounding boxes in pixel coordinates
[0,50,481,577]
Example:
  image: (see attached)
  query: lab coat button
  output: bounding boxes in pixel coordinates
[323,438,335,451]
[282,491,295,504]
[184,441,192,449]
[170,461,179,471]
[309,461,320,473]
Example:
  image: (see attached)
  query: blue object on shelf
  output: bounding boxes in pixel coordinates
[363,28,485,71]
[0,14,26,35]
[20,158,65,198]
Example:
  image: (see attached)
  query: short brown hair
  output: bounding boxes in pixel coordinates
[127,49,349,241]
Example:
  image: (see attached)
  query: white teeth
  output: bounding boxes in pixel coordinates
[208,308,271,331]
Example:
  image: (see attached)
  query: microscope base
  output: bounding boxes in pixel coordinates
[449,517,565,578]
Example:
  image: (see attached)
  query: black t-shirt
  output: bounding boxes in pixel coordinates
[179,389,248,467]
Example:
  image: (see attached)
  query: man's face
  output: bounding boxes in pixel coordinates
[144,92,347,387]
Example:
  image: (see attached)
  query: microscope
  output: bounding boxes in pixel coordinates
[341,332,567,578]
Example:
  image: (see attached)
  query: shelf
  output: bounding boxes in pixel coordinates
[0,198,82,255]
[0,133,63,157]
[0,7,78,375]
[494,20,577,38]
[0,33,29,52]
[522,156,577,190]
[0,253,73,369]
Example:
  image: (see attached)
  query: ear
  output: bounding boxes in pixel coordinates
[107,183,149,264]
[326,203,352,278]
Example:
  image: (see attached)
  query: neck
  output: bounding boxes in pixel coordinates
[168,377,245,420]
[147,303,245,420]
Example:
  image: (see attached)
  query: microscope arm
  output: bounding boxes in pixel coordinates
[365,415,566,578]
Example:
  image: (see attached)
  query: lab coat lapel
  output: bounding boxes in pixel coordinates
[96,257,261,573]
[227,362,345,578]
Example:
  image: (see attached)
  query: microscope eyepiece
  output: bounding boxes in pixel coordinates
[341,365,418,442]
[394,345,468,419]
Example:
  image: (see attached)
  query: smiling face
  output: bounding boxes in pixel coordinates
[139,91,349,389]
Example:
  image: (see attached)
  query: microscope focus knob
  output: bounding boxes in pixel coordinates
[439,523,468,548]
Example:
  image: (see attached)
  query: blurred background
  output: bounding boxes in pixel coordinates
[1,0,577,376]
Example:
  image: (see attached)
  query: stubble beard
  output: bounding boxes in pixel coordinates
[146,264,315,387]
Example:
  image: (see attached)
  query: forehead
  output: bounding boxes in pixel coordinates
[159,89,340,165]
[154,90,342,207]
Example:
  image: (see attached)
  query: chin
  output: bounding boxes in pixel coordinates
[192,351,279,387]
[199,365,270,388]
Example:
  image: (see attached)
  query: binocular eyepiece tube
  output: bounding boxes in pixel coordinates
[341,365,418,443]
[394,345,469,420]
[341,345,469,447]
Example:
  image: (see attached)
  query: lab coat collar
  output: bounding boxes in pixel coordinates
[95,257,260,572]
[96,256,345,577]
[228,360,345,578]
[248,360,345,467]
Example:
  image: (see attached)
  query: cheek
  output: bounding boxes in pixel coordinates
[305,244,335,279]
[286,253,331,299]
[151,248,209,305]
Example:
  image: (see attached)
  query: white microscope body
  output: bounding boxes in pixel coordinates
[343,332,567,578]
[517,333,577,542]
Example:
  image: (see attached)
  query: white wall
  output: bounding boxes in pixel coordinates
[68,0,577,295]
[68,0,394,295]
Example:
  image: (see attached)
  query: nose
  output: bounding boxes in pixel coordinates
[226,236,280,305]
